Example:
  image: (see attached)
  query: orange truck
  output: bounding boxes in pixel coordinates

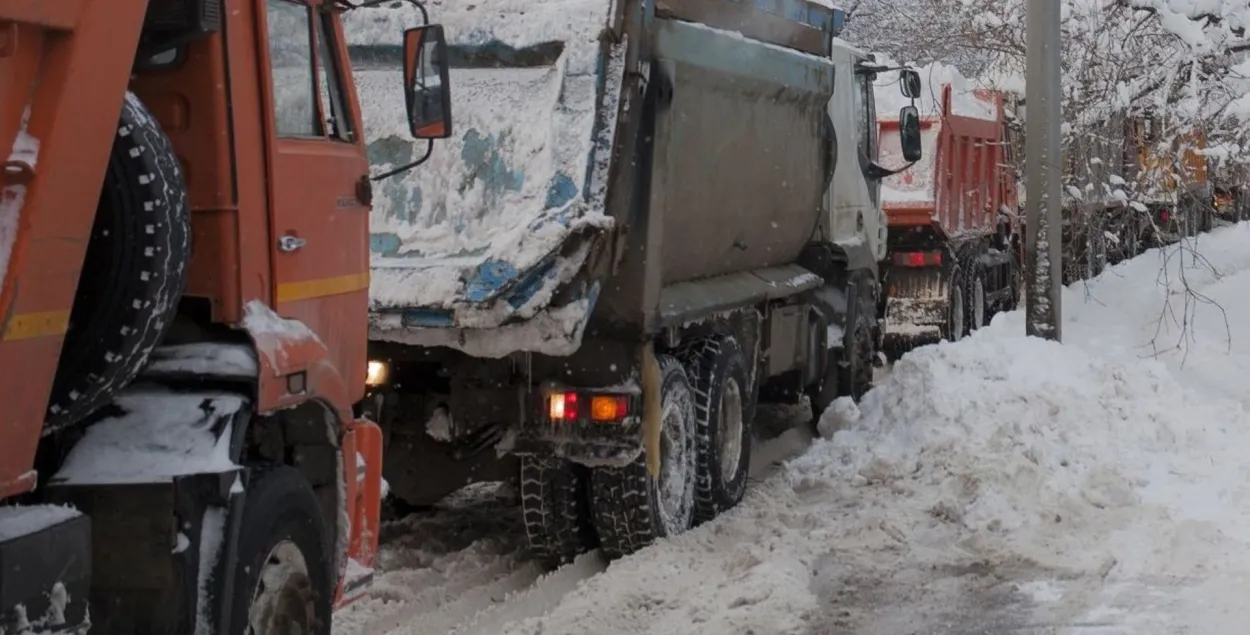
[0,0,446,631]
[876,82,1022,354]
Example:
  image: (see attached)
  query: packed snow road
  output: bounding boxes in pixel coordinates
[336,223,1250,634]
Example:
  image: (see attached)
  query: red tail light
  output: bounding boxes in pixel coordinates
[1159,209,1170,223]
[893,251,944,267]
[548,392,579,422]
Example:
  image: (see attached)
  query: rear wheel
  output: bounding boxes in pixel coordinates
[968,268,986,332]
[46,92,190,432]
[944,265,966,342]
[519,456,596,569]
[226,467,333,635]
[589,354,696,559]
[682,337,753,524]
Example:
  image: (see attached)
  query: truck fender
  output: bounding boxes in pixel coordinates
[240,299,355,430]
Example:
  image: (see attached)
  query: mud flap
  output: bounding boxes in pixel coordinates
[45,471,242,634]
[0,508,91,633]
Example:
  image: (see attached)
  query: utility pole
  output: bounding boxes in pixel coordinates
[1025,0,1062,341]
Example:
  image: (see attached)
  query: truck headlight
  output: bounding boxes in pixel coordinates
[366,361,389,387]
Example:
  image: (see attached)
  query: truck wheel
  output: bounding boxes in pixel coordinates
[46,92,190,432]
[683,337,753,524]
[968,268,986,331]
[944,265,966,342]
[225,466,332,635]
[589,354,697,559]
[519,456,596,569]
[839,301,876,401]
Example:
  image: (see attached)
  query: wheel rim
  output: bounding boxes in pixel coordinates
[973,280,985,329]
[656,388,695,533]
[717,378,744,483]
[246,540,316,635]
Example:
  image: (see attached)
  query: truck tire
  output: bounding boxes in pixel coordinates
[968,267,986,332]
[46,92,190,432]
[589,354,696,559]
[944,265,966,342]
[682,337,752,524]
[839,281,876,401]
[224,466,333,635]
[519,456,596,569]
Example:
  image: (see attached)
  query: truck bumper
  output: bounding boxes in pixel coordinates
[513,390,644,468]
[0,507,91,633]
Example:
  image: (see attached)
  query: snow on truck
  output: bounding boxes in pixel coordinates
[351,0,923,566]
[875,77,1022,353]
[0,0,449,631]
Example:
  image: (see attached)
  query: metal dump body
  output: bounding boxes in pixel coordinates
[350,0,840,355]
[878,83,1015,239]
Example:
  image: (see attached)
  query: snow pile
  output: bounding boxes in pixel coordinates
[490,224,1250,633]
[797,330,1248,577]
[345,0,624,320]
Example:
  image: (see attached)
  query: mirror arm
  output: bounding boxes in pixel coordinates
[866,160,917,181]
[371,138,434,181]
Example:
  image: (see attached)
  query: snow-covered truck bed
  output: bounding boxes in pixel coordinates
[346,0,842,355]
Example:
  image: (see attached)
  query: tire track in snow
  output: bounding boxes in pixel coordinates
[334,408,820,634]
[400,553,609,635]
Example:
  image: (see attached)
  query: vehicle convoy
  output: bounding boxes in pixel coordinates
[0,0,447,630]
[874,81,1022,355]
[350,0,924,567]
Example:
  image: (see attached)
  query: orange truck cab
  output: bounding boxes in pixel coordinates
[0,0,449,631]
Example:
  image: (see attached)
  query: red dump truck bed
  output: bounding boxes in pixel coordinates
[878,84,1017,239]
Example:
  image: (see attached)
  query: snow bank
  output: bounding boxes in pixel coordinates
[346,0,624,328]
[493,224,1250,632]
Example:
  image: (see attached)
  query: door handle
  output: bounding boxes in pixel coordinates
[278,235,307,252]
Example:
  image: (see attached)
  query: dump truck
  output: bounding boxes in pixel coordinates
[0,0,444,630]
[876,81,1021,353]
[351,0,924,566]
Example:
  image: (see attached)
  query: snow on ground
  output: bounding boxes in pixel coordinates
[336,222,1250,633]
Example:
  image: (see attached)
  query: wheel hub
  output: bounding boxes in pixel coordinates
[247,540,316,635]
[657,394,695,533]
[717,378,744,482]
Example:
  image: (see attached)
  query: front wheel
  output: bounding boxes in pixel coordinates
[224,467,333,635]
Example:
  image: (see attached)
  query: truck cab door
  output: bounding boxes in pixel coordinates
[259,0,369,392]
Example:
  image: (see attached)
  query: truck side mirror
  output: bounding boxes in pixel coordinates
[900,70,921,99]
[900,105,922,162]
[403,25,453,139]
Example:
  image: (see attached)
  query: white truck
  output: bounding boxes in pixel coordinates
[346,0,922,565]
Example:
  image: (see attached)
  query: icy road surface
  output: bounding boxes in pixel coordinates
[336,223,1250,634]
